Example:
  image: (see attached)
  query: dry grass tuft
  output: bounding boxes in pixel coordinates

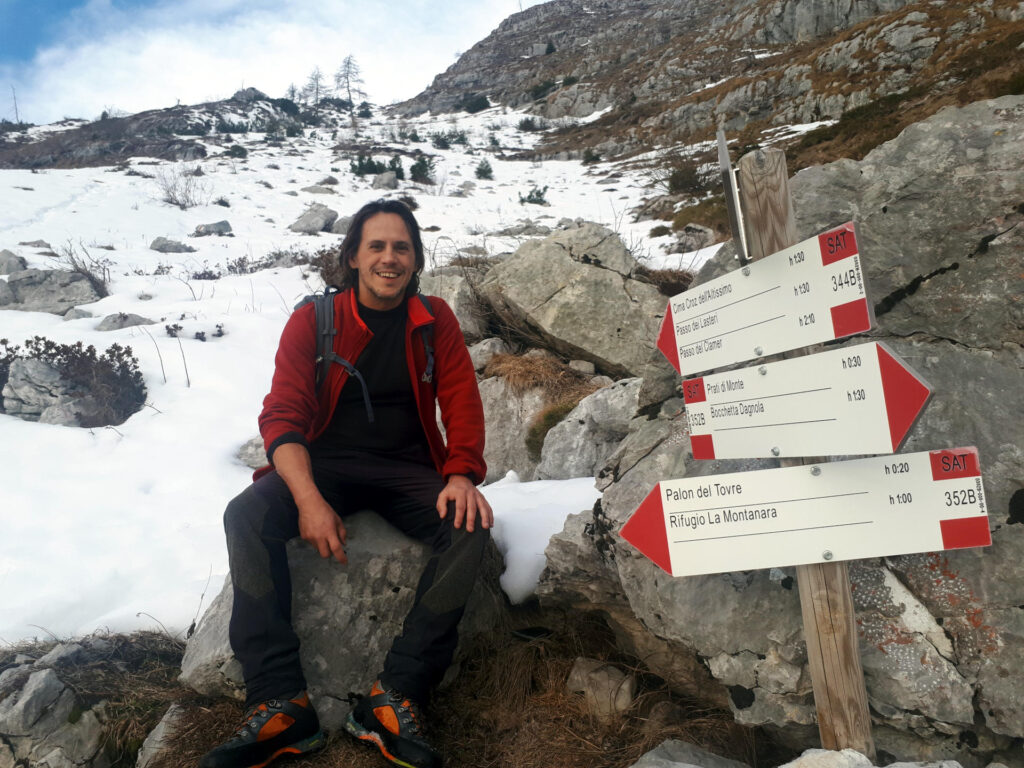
[634,266,694,297]
[483,353,597,403]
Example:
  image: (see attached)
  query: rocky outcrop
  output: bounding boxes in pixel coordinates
[0,639,115,768]
[478,223,667,377]
[1,358,103,426]
[150,237,196,253]
[288,203,338,235]
[0,269,101,314]
[0,89,299,170]
[180,512,505,732]
[535,377,642,480]
[538,98,1024,765]
[192,221,232,237]
[396,0,1014,160]
[0,250,27,274]
[477,375,547,483]
[96,312,154,331]
[419,272,488,342]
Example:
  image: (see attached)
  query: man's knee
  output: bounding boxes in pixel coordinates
[223,486,261,538]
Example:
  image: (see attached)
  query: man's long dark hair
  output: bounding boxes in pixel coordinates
[336,198,425,297]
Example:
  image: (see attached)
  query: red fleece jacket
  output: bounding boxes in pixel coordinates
[256,288,486,484]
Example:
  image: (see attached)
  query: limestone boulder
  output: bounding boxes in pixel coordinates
[419,273,487,341]
[4,269,101,314]
[628,739,753,768]
[180,512,505,731]
[288,203,338,235]
[149,237,196,253]
[467,338,509,373]
[96,312,153,331]
[192,221,232,237]
[331,215,353,235]
[2,358,116,427]
[535,377,642,480]
[0,250,27,274]
[783,96,1024,351]
[477,375,546,483]
[236,436,267,470]
[478,223,666,377]
[566,657,636,719]
[371,171,399,189]
[2,359,79,421]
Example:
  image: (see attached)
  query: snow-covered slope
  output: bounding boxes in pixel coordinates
[0,106,719,643]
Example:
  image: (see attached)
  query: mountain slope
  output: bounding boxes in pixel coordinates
[397,0,1024,163]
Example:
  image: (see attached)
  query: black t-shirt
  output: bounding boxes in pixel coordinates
[312,300,432,465]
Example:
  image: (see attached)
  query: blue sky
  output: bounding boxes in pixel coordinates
[0,0,545,124]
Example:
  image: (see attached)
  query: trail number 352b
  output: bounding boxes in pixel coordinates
[945,489,978,506]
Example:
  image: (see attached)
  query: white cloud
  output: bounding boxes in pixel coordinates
[3,0,543,124]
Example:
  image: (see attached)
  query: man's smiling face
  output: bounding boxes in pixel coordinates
[348,212,416,310]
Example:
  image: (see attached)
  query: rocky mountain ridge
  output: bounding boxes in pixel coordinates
[398,0,1024,162]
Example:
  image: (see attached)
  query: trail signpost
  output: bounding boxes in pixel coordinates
[657,222,872,377]
[682,341,931,459]
[620,447,989,578]
[621,141,992,759]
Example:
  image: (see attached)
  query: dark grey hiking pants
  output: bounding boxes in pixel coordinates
[223,449,488,707]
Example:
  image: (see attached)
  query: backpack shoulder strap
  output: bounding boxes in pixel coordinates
[416,293,435,384]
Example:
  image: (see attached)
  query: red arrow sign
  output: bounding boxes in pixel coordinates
[679,342,931,460]
[658,222,873,377]
[619,448,989,578]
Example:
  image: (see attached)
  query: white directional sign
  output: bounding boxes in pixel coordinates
[682,341,931,460]
[658,222,873,377]
[620,448,990,578]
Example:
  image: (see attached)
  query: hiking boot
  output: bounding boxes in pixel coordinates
[346,680,440,768]
[198,692,324,768]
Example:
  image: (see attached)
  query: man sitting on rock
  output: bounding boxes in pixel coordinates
[200,199,491,768]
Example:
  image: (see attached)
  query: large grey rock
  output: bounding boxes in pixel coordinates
[477,375,546,483]
[371,171,399,189]
[96,312,153,331]
[236,436,267,470]
[192,221,233,237]
[331,215,353,235]
[0,280,13,306]
[288,203,338,235]
[0,669,74,740]
[783,96,1024,351]
[629,739,752,768]
[0,250,27,274]
[137,704,184,768]
[467,338,509,372]
[2,359,111,427]
[419,273,487,341]
[478,223,666,377]
[535,377,642,480]
[180,512,504,731]
[2,359,77,421]
[4,269,101,314]
[776,751,874,768]
[566,657,636,719]
[149,237,196,253]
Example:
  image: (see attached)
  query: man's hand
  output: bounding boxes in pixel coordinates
[297,495,348,564]
[437,474,493,533]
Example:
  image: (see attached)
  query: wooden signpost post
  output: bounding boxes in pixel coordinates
[620,139,993,760]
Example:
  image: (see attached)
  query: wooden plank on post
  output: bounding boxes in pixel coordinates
[735,147,876,760]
